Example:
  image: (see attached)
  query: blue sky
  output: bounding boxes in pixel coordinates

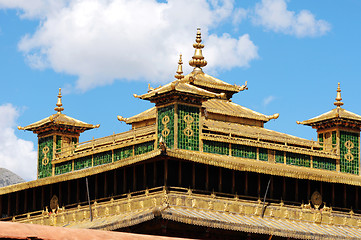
[0,0,361,180]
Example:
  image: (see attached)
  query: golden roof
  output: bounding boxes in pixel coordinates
[18,88,99,132]
[134,81,224,101]
[118,107,156,124]
[204,99,279,122]
[18,113,99,132]
[297,83,361,126]
[119,98,277,126]
[183,70,246,96]
[297,107,361,126]
[204,119,317,148]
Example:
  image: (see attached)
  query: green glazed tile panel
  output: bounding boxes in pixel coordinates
[178,105,199,151]
[318,133,324,143]
[74,156,92,170]
[275,151,284,163]
[158,105,174,149]
[38,136,53,178]
[114,146,133,161]
[232,144,256,160]
[135,141,154,155]
[259,148,268,161]
[93,151,112,166]
[340,131,359,174]
[55,161,72,175]
[203,140,228,155]
[318,133,324,150]
[286,152,310,167]
[332,131,337,145]
[56,135,61,153]
[313,156,336,171]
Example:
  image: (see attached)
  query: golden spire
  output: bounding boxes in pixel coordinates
[175,54,184,79]
[54,88,64,113]
[189,28,207,70]
[334,82,344,108]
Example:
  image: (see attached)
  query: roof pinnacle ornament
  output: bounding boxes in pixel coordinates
[334,82,344,108]
[54,88,64,113]
[189,28,207,70]
[175,54,184,80]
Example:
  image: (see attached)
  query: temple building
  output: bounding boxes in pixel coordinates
[1,29,361,239]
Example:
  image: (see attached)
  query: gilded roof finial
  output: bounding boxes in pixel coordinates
[334,82,344,108]
[54,88,64,113]
[189,28,207,70]
[175,54,184,80]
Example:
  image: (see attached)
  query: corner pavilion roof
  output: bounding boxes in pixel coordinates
[18,89,99,133]
[298,107,361,126]
[297,83,361,126]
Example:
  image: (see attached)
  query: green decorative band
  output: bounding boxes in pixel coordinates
[259,148,268,161]
[55,161,72,175]
[204,140,228,155]
[286,152,310,167]
[93,151,112,166]
[114,146,133,161]
[74,156,92,171]
[232,144,256,160]
[313,156,336,171]
[275,151,284,163]
[135,141,154,155]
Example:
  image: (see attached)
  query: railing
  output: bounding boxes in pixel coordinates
[54,125,155,160]
[318,142,338,154]
[5,186,361,227]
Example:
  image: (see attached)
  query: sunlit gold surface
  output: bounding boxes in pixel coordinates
[9,187,361,239]
[189,28,207,69]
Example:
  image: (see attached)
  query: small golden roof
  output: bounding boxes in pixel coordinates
[189,28,207,70]
[18,88,99,133]
[175,54,184,80]
[54,88,64,113]
[297,82,361,126]
[334,82,344,107]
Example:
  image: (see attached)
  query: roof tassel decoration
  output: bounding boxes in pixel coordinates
[334,82,344,108]
[175,54,184,80]
[189,28,207,70]
[54,88,64,113]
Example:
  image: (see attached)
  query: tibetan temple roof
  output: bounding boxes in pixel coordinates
[118,107,156,124]
[204,99,278,122]
[8,28,361,240]
[297,83,361,127]
[298,107,361,126]
[18,88,99,133]
[134,80,224,101]
[203,119,317,147]
[182,70,246,97]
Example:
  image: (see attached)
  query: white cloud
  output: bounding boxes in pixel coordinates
[253,0,331,37]
[232,8,248,26]
[0,104,37,181]
[206,33,258,71]
[263,95,275,106]
[0,0,258,91]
